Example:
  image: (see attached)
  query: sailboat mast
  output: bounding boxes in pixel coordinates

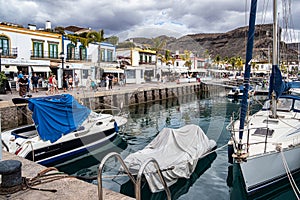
[273,0,278,67]
[238,0,257,140]
[271,0,278,118]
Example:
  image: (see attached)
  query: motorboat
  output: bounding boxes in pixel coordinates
[227,0,300,197]
[122,124,217,193]
[120,151,217,199]
[1,94,127,166]
[227,85,253,100]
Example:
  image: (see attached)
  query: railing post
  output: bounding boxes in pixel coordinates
[135,158,171,200]
[97,152,136,200]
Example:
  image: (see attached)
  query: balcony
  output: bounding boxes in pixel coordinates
[31,50,59,60]
[66,54,91,62]
[0,48,18,58]
[139,61,156,65]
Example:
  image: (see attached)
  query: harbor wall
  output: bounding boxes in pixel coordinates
[0,82,220,131]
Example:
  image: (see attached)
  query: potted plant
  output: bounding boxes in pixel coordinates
[0,72,8,94]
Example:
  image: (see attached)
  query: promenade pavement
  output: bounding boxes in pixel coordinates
[0,80,201,102]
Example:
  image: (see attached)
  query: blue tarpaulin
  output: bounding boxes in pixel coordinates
[27,94,91,143]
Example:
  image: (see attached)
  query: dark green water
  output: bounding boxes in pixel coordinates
[56,90,299,200]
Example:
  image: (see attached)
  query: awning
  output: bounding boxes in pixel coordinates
[103,68,124,73]
[31,66,51,72]
[2,65,18,72]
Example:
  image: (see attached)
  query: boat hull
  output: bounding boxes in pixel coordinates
[36,128,118,166]
[238,145,300,195]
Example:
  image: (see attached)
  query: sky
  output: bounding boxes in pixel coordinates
[0,0,299,42]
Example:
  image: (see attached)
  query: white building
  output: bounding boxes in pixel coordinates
[0,22,62,88]
[117,48,156,84]
[61,36,119,88]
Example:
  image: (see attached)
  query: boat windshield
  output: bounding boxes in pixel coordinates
[277,98,292,111]
[294,100,300,111]
[262,98,293,111]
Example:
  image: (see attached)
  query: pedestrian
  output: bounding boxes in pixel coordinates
[68,75,73,90]
[52,75,59,94]
[18,75,28,97]
[63,74,68,92]
[108,74,113,90]
[74,73,79,89]
[31,73,39,93]
[46,74,53,95]
[105,75,109,90]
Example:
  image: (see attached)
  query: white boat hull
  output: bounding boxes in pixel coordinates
[239,145,300,194]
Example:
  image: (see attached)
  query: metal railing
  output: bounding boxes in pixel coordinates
[0,47,18,57]
[97,152,171,200]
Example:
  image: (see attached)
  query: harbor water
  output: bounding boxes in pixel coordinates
[55,88,299,200]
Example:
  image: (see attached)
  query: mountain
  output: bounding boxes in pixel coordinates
[120,24,298,62]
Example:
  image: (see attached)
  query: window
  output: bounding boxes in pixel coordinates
[67,43,75,60]
[82,69,89,79]
[107,50,113,62]
[33,41,44,58]
[294,100,300,110]
[0,36,9,56]
[149,56,152,63]
[126,70,136,79]
[49,43,58,58]
[100,49,105,61]
[277,98,292,111]
[79,45,87,60]
[140,55,143,63]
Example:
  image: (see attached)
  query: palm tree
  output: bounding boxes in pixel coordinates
[87,30,105,44]
[151,37,166,79]
[235,56,244,72]
[214,54,221,68]
[181,50,192,70]
[229,57,236,71]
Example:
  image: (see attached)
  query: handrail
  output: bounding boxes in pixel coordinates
[135,158,171,200]
[97,152,136,200]
[98,152,172,200]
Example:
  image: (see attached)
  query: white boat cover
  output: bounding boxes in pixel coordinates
[123,124,217,193]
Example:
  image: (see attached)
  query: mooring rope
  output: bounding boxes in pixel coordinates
[280,151,300,199]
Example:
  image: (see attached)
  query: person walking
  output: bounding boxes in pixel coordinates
[68,75,73,90]
[105,75,109,90]
[52,75,59,94]
[62,74,68,92]
[31,73,39,93]
[46,74,53,95]
[18,75,28,97]
[108,74,113,90]
[74,73,79,89]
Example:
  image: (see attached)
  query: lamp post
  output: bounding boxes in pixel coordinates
[59,52,65,87]
[0,48,2,72]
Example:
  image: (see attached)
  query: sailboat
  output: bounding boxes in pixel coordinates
[227,0,300,197]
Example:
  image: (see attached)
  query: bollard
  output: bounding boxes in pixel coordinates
[0,160,22,188]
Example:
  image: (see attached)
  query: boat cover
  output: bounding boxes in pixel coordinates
[123,124,216,193]
[27,94,91,143]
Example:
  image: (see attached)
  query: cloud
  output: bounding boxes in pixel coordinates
[0,0,299,42]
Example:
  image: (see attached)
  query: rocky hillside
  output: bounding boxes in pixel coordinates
[123,24,298,62]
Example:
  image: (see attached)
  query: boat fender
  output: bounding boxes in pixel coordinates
[228,140,234,164]
[114,121,119,133]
